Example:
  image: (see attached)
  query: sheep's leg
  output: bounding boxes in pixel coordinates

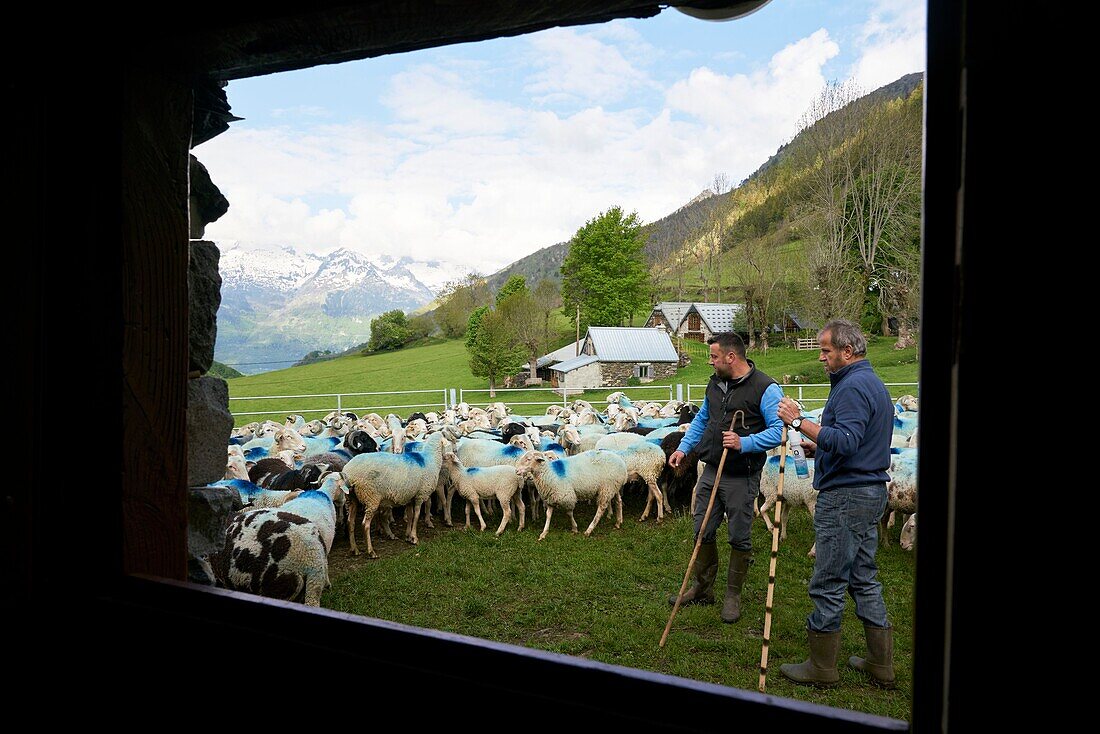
[381,509,397,540]
[759,494,776,532]
[538,506,554,541]
[303,573,325,607]
[473,498,487,532]
[647,480,663,522]
[495,498,510,536]
[408,502,422,545]
[567,509,578,534]
[879,508,892,546]
[806,499,817,557]
[808,541,817,558]
[585,499,609,536]
[347,493,361,556]
[514,492,525,532]
[886,510,897,529]
[779,502,789,541]
[362,503,379,559]
[614,491,623,529]
[445,485,457,527]
[464,500,472,530]
[422,498,435,529]
[439,483,453,527]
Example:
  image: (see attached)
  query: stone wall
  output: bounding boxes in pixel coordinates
[599,361,677,385]
[560,361,602,390]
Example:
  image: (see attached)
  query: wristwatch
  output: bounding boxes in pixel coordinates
[790,417,803,430]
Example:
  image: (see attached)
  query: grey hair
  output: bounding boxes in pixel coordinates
[820,319,867,356]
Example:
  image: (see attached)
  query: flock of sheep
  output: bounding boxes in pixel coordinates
[208,391,920,607]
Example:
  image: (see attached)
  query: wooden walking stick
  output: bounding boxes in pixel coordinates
[758,425,788,692]
[660,410,745,648]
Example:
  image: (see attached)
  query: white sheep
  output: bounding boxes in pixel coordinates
[594,437,668,521]
[440,452,525,535]
[342,431,449,558]
[515,450,628,541]
[757,453,820,557]
[226,445,250,480]
[880,450,917,546]
[900,513,917,551]
[212,472,348,606]
[557,425,612,455]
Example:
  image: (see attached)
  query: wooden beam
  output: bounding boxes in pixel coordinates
[121,67,192,579]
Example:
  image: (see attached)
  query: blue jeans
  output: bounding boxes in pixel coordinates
[807,483,890,632]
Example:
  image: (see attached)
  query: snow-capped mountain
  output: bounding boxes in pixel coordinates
[214,244,439,374]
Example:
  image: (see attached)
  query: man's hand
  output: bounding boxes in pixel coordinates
[722,431,741,450]
[669,449,685,468]
[777,396,802,425]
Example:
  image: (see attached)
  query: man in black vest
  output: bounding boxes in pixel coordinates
[668,332,784,623]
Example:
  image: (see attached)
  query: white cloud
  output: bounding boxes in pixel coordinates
[849,0,926,90]
[198,25,872,277]
[271,105,332,118]
[523,27,657,106]
[665,29,839,167]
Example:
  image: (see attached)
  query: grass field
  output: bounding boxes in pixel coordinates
[323,493,914,722]
[225,333,918,426]
[225,332,918,721]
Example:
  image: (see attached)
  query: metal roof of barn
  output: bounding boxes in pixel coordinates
[549,354,600,372]
[536,339,584,368]
[586,327,678,362]
[652,302,694,327]
[686,303,743,333]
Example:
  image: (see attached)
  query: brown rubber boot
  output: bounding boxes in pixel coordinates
[779,629,841,687]
[668,542,718,606]
[720,548,752,623]
[849,624,896,688]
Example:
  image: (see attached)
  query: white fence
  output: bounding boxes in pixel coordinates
[458,383,676,412]
[229,389,449,419]
[686,382,919,406]
[230,382,918,420]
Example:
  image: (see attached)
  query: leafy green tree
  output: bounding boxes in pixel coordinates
[560,206,650,330]
[498,277,561,382]
[496,274,528,305]
[434,272,491,338]
[465,305,491,350]
[467,308,522,397]
[406,313,435,343]
[367,310,410,352]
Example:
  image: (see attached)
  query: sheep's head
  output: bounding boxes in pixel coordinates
[606,391,625,404]
[273,428,307,455]
[344,430,378,454]
[509,434,534,452]
[514,450,547,477]
[389,426,407,454]
[900,514,917,551]
[546,405,563,417]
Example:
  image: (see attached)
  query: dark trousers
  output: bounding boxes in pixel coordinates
[692,463,760,552]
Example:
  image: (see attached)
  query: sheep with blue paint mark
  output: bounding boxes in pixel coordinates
[342,431,450,558]
[515,449,628,541]
[440,451,526,535]
[557,424,612,455]
[213,478,304,510]
[757,453,820,557]
[212,471,348,606]
[880,449,917,546]
[594,436,669,521]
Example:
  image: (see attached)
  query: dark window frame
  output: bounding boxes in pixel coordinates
[13,1,978,728]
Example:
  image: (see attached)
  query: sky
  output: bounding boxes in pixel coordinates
[197,0,925,278]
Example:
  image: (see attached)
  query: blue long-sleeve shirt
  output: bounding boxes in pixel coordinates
[813,359,894,490]
[679,382,785,456]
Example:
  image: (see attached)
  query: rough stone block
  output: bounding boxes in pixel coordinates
[189,240,222,374]
[188,376,233,485]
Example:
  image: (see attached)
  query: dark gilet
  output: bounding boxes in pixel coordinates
[697,360,776,476]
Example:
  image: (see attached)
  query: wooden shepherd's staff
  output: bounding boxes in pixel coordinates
[660,410,745,648]
[758,425,788,692]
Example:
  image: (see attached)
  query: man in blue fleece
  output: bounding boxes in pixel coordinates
[776,319,896,688]
[667,331,783,623]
